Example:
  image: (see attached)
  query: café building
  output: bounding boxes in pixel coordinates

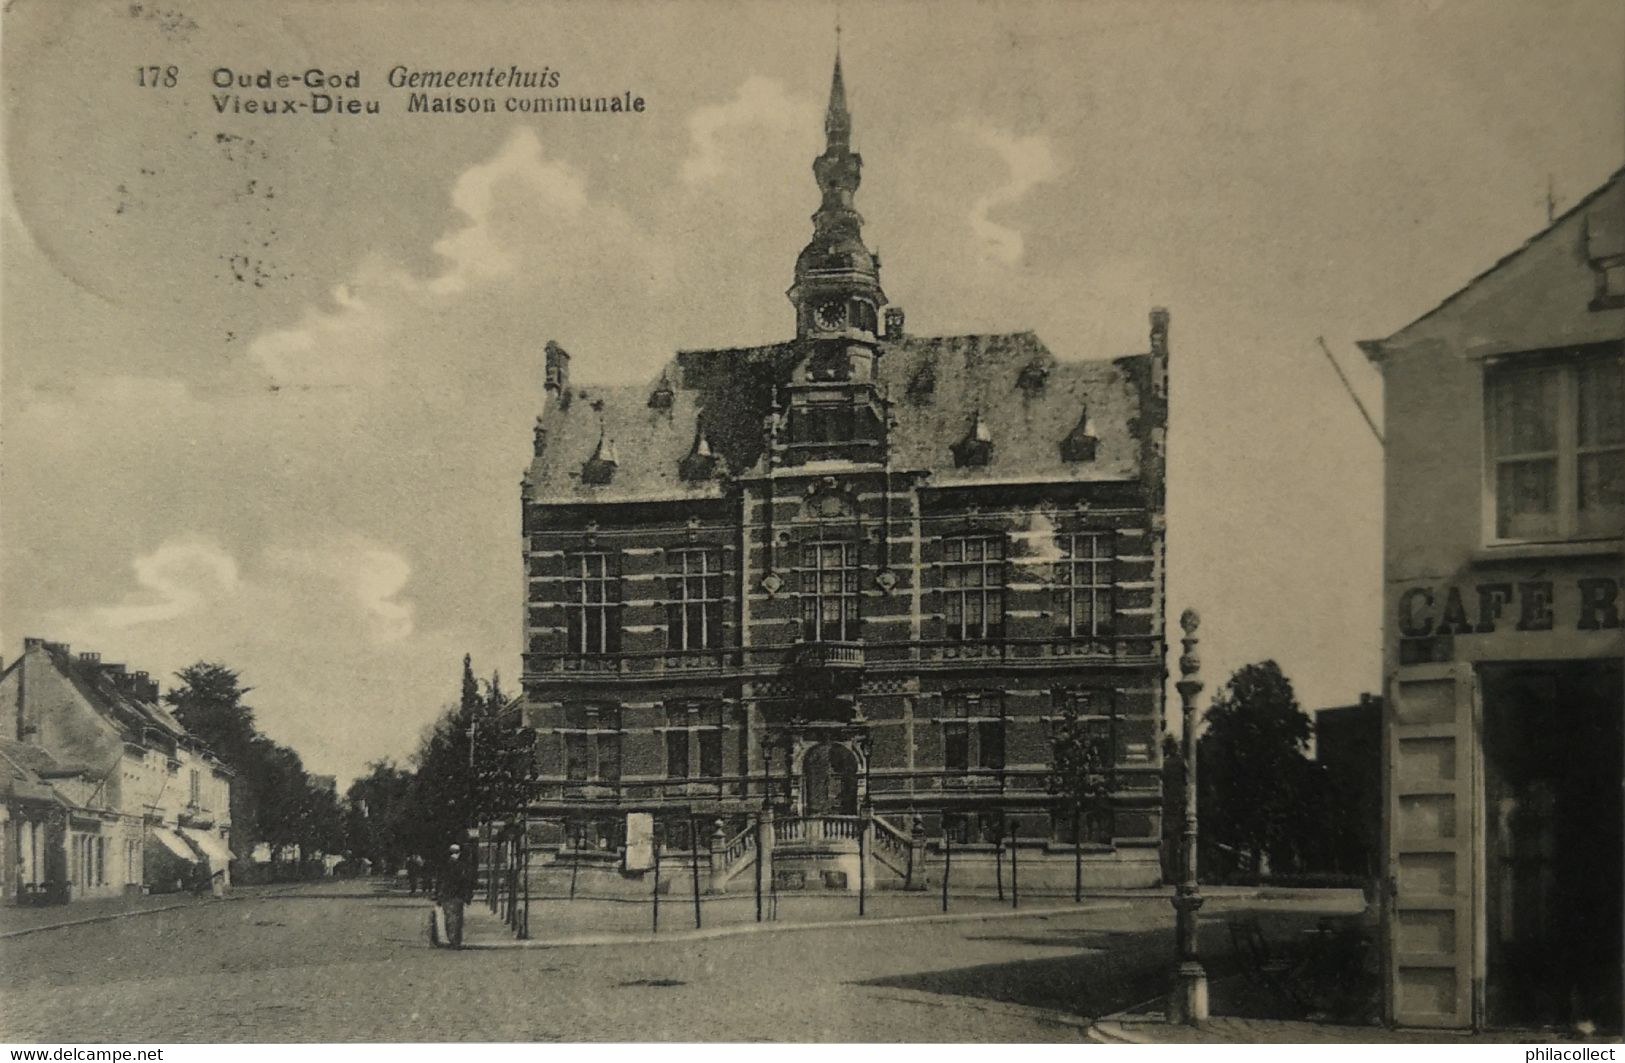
[1360,168,1623,1031]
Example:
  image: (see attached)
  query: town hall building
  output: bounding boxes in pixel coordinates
[520,55,1171,891]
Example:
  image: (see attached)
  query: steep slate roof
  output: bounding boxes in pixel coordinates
[528,333,1150,501]
[0,737,78,807]
[38,642,190,745]
[882,333,1146,487]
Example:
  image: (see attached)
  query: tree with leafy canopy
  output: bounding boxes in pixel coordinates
[404,655,482,864]
[166,663,264,853]
[165,661,347,870]
[345,759,415,872]
[472,670,533,831]
[1196,660,1319,878]
[1048,695,1113,900]
[403,657,536,877]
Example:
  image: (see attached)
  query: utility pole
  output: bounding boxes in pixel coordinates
[1169,608,1208,1025]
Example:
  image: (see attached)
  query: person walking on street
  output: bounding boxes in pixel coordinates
[432,843,474,948]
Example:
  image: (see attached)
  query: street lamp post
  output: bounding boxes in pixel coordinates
[1170,608,1208,1024]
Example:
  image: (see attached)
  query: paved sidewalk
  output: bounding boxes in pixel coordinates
[0,891,210,937]
[457,883,1363,948]
[0,883,290,938]
[461,894,1133,949]
[1089,985,1616,1045]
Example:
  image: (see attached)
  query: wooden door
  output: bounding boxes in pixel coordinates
[1386,662,1478,1029]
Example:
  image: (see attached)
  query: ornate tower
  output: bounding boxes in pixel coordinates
[777,48,891,467]
[787,49,887,380]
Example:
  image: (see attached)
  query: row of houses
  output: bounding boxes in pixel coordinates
[0,638,234,905]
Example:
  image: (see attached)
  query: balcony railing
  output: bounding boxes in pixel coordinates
[775,815,863,844]
[791,641,865,670]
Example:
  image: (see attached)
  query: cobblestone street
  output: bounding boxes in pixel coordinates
[0,879,1351,1043]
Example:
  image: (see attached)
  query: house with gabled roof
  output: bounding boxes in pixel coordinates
[519,52,1170,893]
[1,638,235,902]
[1359,168,1622,1031]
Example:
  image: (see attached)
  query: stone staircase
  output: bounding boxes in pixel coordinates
[534,811,924,895]
[711,812,918,892]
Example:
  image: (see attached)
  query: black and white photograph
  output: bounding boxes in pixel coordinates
[1,0,1621,1048]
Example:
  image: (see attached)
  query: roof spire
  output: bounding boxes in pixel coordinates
[825,31,850,149]
[789,36,885,335]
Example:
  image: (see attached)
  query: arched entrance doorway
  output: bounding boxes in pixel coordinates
[802,742,859,815]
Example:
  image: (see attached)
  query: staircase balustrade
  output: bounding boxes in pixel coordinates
[869,815,913,876]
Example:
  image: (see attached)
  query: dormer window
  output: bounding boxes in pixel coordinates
[648,372,675,411]
[906,360,936,404]
[1587,213,1625,311]
[582,431,618,485]
[679,424,719,482]
[1060,406,1098,463]
[951,410,994,468]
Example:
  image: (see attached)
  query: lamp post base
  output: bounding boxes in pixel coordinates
[1168,961,1209,1025]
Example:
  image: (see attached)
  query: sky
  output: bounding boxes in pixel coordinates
[3,0,1622,786]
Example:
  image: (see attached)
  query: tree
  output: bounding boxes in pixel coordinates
[253,738,310,862]
[402,655,483,863]
[345,759,415,872]
[472,671,534,833]
[165,663,258,759]
[1049,696,1113,900]
[166,660,353,877]
[1197,660,1317,878]
[299,779,346,861]
[166,663,263,855]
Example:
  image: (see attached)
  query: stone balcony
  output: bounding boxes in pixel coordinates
[789,640,865,671]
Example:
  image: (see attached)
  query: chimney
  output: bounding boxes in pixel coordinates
[133,671,157,701]
[885,307,905,339]
[1150,307,1169,356]
[1149,306,1170,401]
[544,341,571,400]
[80,651,101,664]
[23,637,44,651]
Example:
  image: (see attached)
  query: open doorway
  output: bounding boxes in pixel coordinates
[802,742,859,815]
[1481,660,1622,1031]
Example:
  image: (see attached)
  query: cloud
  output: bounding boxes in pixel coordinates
[88,538,240,628]
[681,77,819,185]
[247,258,410,390]
[246,127,674,391]
[430,128,594,293]
[59,535,415,646]
[40,534,432,776]
[963,122,1062,265]
[265,538,416,644]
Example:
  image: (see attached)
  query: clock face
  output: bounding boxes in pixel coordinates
[815,300,846,329]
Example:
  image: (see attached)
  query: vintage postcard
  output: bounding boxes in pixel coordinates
[2,0,1621,1048]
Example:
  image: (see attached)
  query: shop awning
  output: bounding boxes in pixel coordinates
[148,827,200,863]
[178,826,233,868]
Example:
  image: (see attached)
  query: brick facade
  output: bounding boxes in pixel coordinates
[520,56,1169,886]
